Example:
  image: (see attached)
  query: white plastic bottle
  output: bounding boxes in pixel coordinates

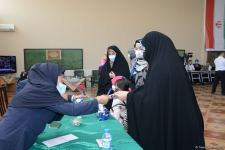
[98,104,104,121]
[101,128,112,150]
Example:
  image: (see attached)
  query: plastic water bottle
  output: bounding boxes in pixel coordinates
[101,128,112,150]
[97,104,104,121]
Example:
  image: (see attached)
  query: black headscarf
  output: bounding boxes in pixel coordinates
[97,45,130,95]
[127,31,205,150]
[97,46,130,109]
[17,71,28,83]
[10,63,66,108]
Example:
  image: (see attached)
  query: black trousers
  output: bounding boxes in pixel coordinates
[212,71,225,94]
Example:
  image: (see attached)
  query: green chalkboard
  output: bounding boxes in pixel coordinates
[24,49,83,70]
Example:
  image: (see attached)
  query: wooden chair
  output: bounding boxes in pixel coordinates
[0,86,8,116]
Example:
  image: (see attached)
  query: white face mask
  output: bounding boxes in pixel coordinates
[135,50,144,59]
[56,82,67,95]
[135,43,141,49]
[109,55,116,62]
[112,85,116,91]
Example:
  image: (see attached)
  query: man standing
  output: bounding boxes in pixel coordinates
[212,52,225,95]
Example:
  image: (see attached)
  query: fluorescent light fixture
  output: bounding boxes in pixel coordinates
[0,24,15,32]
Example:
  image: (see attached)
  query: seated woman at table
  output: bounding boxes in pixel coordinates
[0,63,110,150]
[15,75,82,101]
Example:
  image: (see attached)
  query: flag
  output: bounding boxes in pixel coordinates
[205,0,225,51]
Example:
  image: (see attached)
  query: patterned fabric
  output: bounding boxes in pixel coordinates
[111,98,128,131]
[131,59,148,88]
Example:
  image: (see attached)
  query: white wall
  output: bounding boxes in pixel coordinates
[0,0,206,75]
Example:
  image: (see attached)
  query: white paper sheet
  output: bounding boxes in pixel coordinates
[96,139,103,148]
[42,134,78,147]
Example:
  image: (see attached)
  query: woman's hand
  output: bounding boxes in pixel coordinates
[96,95,110,105]
[61,93,68,101]
[113,91,129,101]
[109,71,115,78]
[73,94,87,99]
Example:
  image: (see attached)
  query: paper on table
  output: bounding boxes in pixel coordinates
[96,139,103,148]
[63,78,85,91]
[42,134,78,147]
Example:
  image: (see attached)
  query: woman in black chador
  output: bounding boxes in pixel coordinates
[114,31,205,150]
[97,45,130,109]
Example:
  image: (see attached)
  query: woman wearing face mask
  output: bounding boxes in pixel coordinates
[97,45,130,109]
[0,63,109,150]
[114,32,205,150]
[130,39,149,88]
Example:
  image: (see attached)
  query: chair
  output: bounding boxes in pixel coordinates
[0,86,8,116]
[74,69,84,78]
[64,70,75,79]
[190,71,201,83]
[91,70,99,87]
[200,71,211,83]
[210,71,215,82]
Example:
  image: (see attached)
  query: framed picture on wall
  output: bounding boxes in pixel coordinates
[46,49,61,60]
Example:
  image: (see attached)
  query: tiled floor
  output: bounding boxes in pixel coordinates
[3,84,225,149]
[193,84,225,149]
